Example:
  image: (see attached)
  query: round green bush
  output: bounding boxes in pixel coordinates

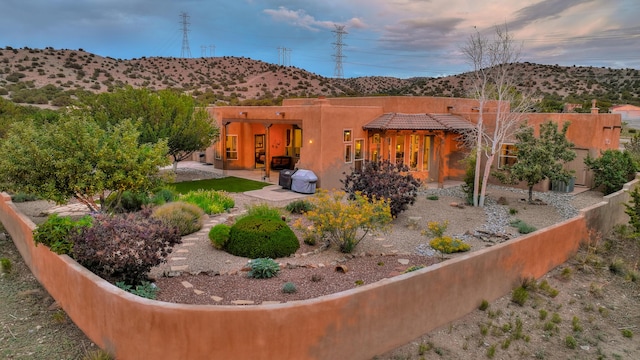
[209,223,231,249]
[152,201,205,236]
[225,215,299,258]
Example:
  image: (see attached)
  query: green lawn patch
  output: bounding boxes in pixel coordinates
[172,176,269,194]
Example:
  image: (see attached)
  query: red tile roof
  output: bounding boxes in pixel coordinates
[363,113,474,131]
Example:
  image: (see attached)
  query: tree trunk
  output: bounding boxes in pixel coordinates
[478,152,496,207]
[75,193,100,213]
[528,186,534,203]
[473,114,483,207]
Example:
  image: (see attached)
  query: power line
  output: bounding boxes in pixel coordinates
[332,25,347,79]
[180,12,192,58]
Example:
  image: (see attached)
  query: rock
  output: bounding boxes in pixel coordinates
[231,300,255,305]
[335,264,348,273]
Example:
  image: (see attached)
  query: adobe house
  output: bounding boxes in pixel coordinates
[203,96,621,190]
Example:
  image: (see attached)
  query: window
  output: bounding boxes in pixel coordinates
[344,144,352,163]
[343,129,352,142]
[499,144,518,168]
[225,135,238,160]
[354,139,364,171]
[215,140,222,160]
[409,135,420,170]
[395,135,405,165]
[354,139,364,160]
[370,134,381,162]
[423,136,431,171]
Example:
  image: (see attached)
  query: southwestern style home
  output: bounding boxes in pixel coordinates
[201,96,621,191]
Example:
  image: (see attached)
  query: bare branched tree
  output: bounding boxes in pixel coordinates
[462,24,533,207]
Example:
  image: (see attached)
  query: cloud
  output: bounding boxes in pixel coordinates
[378,17,464,50]
[263,6,366,31]
[509,0,595,31]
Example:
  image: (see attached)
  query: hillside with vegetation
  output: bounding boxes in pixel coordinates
[0,46,639,112]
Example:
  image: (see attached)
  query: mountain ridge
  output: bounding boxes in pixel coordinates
[1,47,638,110]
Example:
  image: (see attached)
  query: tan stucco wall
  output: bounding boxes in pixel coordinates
[1,178,637,359]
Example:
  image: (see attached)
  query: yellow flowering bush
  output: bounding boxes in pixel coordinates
[429,236,470,255]
[422,220,470,258]
[425,220,449,238]
[296,189,392,253]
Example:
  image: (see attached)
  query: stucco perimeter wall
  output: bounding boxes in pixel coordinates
[0,182,637,360]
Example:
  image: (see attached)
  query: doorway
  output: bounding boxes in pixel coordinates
[254,134,266,168]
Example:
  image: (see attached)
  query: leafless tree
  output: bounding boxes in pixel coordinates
[462,24,532,207]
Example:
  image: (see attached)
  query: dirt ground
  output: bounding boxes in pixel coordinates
[1,181,639,359]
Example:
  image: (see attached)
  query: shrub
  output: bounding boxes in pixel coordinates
[0,258,11,274]
[296,189,392,253]
[403,265,425,273]
[243,203,282,220]
[103,190,150,213]
[208,223,231,249]
[429,236,470,254]
[151,187,177,205]
[425,220,448,238]
[72,208,181,285]
[180,189,234,214]
[226,215,299,258]
[564,335,577,349]
[152,201,204,236]
[247,258,280,279]
[585,150,637,195]
[511,286,529,306]
[282,282,297,293]
[33,214,93,254]
[426,195,439,201]
[510,219,537,234]
[116,281,158,299]
[341,159,420,217]
[621,329,634,338]
[624,187,640,233]
[10,192,39,202]
[479,299,489,311]
[461,152,480,204]
[285,199,313,214]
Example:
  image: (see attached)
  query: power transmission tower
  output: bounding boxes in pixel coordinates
[332,25,347,78]
[200,45,206,57]
[277,47,292,66]
[209,45,215,57]
[180,12,192,58]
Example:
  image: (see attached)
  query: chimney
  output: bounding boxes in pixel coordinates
[591,99,599,114]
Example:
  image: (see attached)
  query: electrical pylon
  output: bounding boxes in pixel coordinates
[332,25,347,78]
[180,12,192,58]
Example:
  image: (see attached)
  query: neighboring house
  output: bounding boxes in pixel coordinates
[611,104,640,129]
[203,96,621,190]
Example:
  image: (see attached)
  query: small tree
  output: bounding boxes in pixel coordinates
[341,160,420,217]
[461,24,532,207]
[585,150,637,195]
[623,132,640,167]
[624,187,640,234]
[79,87,219,170]
[0,116,169,211]
[494,121,576,203]
[296,189,392,253]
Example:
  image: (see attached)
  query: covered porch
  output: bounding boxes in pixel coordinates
[363,113,474,186]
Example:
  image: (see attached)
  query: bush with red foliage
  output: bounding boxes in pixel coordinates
[341,160,421,217]
[72,208,182,285]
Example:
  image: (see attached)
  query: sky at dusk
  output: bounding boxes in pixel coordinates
[1,0,639,78]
